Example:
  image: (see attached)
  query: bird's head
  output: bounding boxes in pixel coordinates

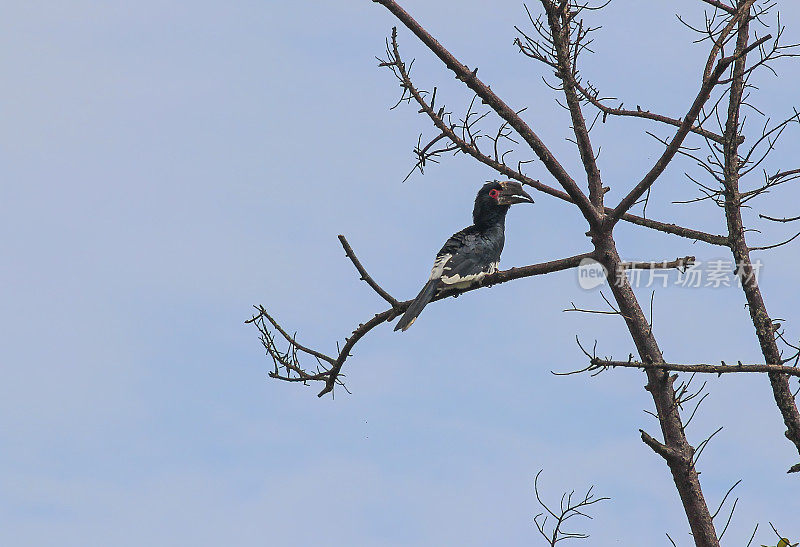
[473,180,534,226]
[482,180,535,206]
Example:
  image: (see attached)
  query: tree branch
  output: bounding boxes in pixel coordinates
[320,249,595,396]
[640,429,688,464]
[702,0,757,82]
[593,237,720,544]
[622,256,695,270]
[380,29,572,209]
[571,78,729,144]
[532,470,610,546]
[251,243,595,397]
[590,357,800,379]
[540,0,603,207]
[759,214,800,223]
[381,30,730,247]
[338,235,400,310]
[609,34,771,223]
[380,29,728,247]
[717,4,800,462]
[699,0,737,15]
[372,0,603,228]
[614,213,729,246]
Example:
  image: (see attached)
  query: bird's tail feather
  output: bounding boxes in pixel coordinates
[394,280,437,332]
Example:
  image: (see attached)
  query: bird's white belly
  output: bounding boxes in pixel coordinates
[439,260,499,287]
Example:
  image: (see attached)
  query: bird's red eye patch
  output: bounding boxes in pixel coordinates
[489,189,500,199]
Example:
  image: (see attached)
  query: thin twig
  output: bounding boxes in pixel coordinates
[338,235,400,309]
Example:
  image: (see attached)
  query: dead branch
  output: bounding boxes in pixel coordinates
[615,214,728,246]
[514,2,733,146]
[610,33,771,222]
[716,1,800,463]
[532,470,609,546]
[338,234,400,309]
[589,357,800,379]
[380,26,730,247]
[703,0,757,82]
[622,256,695,270]
[699,0,737,15]
[373,0,603,228]
[640,429,688,465]
[759,214,800,223]
[250,235,594,396]
[570,78,729,144]
[750,230,800,251]
[713,479,742,542]
[538,0,603,207]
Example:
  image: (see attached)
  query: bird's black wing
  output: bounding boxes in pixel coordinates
[432,226,501,287]
[394,225,502,332]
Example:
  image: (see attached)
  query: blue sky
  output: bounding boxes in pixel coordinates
[2,1,799,545]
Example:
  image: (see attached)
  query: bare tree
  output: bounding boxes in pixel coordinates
[250,1,799,544]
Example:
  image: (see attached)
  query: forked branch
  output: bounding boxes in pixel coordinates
[610,33,771,222]
[533,470,609,546]
[250,235,594,397]
[380,26,730,247]
[570,78,729,144]
[372,0,603,228]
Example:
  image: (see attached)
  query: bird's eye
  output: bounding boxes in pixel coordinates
[489,189,500,199]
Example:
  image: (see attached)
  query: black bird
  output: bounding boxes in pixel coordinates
[394,180,534,332]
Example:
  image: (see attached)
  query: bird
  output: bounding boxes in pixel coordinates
[394,180,534,332]
[762,539,799,547]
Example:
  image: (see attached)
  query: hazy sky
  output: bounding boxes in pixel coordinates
[2,1,799,545]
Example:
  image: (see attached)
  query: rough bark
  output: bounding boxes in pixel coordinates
[720,6,800,462]
[594,234,719,546]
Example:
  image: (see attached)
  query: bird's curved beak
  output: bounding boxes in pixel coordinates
[498,181,534,205]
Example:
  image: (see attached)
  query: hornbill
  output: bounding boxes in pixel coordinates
[394,180,534,332]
